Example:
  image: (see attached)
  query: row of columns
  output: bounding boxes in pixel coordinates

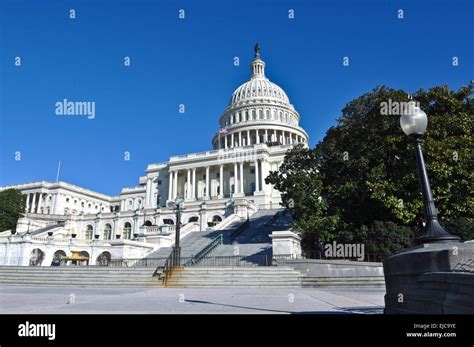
[217,129,305,149]
[224,109,296,126]
[25,191,108,216]
[167,160,264,202]
[25,192,57,214]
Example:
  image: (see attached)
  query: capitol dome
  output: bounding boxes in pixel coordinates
[212,44,309,150]
[229,74,290,106]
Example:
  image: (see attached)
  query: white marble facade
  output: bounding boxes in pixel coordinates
[0,46,309,263]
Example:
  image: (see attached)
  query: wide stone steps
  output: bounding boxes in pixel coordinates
[0,266,161,287]
[164,266,302,288]
[302,276,386,288]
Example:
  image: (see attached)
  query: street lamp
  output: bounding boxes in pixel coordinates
[166,197,185,266]
[400,101,460,245]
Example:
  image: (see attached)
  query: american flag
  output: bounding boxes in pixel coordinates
[219,128,228,134]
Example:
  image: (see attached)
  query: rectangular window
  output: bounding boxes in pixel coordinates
[250,168,255,174]
[158,180,162,185]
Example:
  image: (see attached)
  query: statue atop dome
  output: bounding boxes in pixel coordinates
[254,43,260,57]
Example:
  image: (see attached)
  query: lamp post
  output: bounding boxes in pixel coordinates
[400,101,460,245]
[167,197,185,266]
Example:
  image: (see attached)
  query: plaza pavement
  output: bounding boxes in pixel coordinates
[0,286,385,314]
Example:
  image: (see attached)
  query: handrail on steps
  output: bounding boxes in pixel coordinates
[153,247,179,285]
[186,234,224,266]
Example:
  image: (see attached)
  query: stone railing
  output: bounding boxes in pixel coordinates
[159,225,175,234]
[214,214,241,231]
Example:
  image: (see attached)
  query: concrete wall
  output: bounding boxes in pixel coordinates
[277,259,384,277]
[383,242,474,314]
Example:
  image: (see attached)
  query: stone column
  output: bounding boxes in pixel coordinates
[94,218,100,238]
[247,130,250,146]
[113,216,119,238]
[240,162,244,195]
[168,170,173,201]
[231,133,234,148]
[265,129,268,143]
[31,193,37,214]
[234,162,239,194]
[52,193,59,215]
[25,194,30,212]
[260,160,268,193]
[186,169,191,199]
[224,135,228,149]
[192,168,196,200]
[146,178,152,206]
[37,192,43,213]
[205,166,210,199]
[282,131,286,145]
[133,215,139,238]
[239,131,242,147]
[290,133,294,144]
[256,129,260,144]
[173,170,178,199]
[219,164,224,198]
[254,160,260,192]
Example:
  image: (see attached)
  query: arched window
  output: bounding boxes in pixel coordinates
[208,215,223,227]
[29,248,45,266]
[162,219,174,225]
[52,250,66,266]
[80,251,90,265]
[188,216,199,223]
[96,252,111,266]
[85,225,93,239]
[103,224,112,240]
[144,220,153,227]
[122,222,132,239]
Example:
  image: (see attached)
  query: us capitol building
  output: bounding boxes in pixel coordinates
[0,45,309,266]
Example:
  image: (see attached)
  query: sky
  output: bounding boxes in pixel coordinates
[0,0,472,195]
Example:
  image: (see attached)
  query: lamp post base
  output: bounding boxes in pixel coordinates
[414,219,461,245]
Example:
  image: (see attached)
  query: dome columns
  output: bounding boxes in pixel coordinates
[213,127,308,149]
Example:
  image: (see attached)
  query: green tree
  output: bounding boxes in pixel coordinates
[0,189,26,232]
[266,85,473,256]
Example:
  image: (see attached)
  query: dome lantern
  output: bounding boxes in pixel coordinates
[251,43,266,78]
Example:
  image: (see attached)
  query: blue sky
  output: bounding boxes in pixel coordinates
[0,0,472,195]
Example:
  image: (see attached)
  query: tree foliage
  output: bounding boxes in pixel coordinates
[266,85,473,256]
[0,189,26,232]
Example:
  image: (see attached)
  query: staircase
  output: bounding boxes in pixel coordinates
[17,223,64,237]
[0,266,161,287]
[202,209,291,263]
[164,266,302,288]
[144,219,245,260]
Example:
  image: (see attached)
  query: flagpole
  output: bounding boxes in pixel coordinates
[55,160,61,182]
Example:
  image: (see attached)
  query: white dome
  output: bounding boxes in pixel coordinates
[212,44,309,150]
[230,77,290,106]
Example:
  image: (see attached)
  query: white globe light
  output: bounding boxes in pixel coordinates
[400,101,428,136]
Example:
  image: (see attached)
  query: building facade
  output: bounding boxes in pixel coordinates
[0,45,309,265]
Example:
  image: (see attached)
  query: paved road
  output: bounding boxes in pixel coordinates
[0,286,385,314]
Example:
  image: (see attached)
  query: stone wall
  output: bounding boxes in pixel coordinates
[383,242,474,314]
